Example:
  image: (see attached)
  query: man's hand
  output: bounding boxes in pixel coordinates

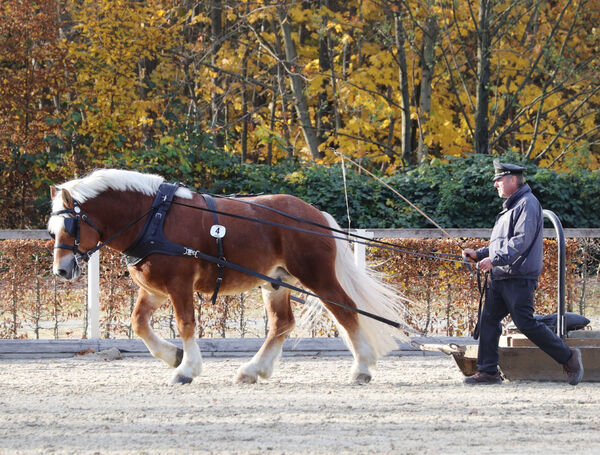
[462,248,494,273]
[478,257,493,272]
[462,248,478,262]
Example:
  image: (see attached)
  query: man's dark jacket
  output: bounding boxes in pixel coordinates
[475,183,543,281]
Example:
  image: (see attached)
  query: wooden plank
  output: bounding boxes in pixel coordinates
[0,336,476,359]
[2,228,599,241]
[362,228,493,239]
[0,339,101,354]
[499,345,600,382]
[0,230,51,240]
[357,228,600,239]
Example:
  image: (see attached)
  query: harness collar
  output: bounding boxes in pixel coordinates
[122,183,186,265]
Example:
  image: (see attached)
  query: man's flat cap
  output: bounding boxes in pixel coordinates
[493,160,526,180]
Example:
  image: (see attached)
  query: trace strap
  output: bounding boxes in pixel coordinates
[182,247,408,331]
[122,185,227,307]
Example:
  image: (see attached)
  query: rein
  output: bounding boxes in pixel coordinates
[172,198,467,265]
[472,267,488,340]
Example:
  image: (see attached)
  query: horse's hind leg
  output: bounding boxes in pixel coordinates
[131,288,183,368]
[236,284,295,383]
[319,287,378,384]
[290,268,378,384]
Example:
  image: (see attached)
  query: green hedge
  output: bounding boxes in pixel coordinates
[35,132,600,229]
[179,151,599,229]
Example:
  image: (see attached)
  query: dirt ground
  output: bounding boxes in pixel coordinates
[0,354,599,455]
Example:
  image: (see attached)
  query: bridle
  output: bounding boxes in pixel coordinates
[50,200,103,264]
[50,198,156,265]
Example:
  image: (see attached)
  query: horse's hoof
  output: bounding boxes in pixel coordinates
[353,373,372,385]
[236,373,257,384]
[171,374,193,385]
[174,348,184,367]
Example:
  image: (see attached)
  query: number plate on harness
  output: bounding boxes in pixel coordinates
[210,225,226,238]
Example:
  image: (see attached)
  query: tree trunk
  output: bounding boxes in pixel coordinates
[267,76,277,166]
[475,0,492,154]
[211,0,225,148]
[271,17,294,158]
[241,47,250,163]
[394,11,413,165]
[417,16,438,162]
[277,5,321,160]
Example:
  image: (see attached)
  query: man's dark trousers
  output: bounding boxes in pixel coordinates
[477,278,572,374]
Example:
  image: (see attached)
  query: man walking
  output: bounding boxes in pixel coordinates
[462,160,583,385]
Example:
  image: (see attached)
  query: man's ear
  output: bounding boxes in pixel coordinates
[62,189,75,209]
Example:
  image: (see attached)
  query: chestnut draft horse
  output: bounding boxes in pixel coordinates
[48,169,409,385]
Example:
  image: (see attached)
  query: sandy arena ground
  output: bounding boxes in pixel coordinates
[0,354,599,455]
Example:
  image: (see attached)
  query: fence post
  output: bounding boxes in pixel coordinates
[87,251,100,339]
[353,229,374,269]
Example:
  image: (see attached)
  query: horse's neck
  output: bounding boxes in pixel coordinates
[89,189,154,252]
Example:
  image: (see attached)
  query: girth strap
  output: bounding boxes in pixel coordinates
[202,194,226,305]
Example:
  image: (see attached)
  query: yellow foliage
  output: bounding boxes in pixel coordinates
[68,0,182,159]
[17,0,593,172]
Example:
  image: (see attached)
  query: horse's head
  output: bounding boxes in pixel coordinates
[48,186,103,280]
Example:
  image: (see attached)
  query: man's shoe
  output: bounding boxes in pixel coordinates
[463,371,503,385]
[564,348,584,385]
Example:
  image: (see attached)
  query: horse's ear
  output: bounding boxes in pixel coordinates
[62,189,75,209]
[50,186,58,200]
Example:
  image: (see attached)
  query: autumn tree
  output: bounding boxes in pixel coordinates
[437,0,600,167]
[1,0,599,231]
[0,0,72,227]
[66,0,182,168]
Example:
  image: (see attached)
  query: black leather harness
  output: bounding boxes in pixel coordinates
[123,183,225,304]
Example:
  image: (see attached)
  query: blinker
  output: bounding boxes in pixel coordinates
[48,217,77,239]
[64,217,78,237]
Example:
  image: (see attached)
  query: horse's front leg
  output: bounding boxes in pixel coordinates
[236,285,294,383]
[132,288,183,368]
[169,287,202,385]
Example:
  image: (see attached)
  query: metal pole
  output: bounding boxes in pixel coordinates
[87,251,100,339]
[542,210,566,339]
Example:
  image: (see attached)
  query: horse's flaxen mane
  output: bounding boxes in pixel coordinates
[48,169,192,234]
[54,169,193,204]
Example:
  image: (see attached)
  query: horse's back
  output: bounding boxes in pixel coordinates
[214,193,336,275]
[233,193,329,226]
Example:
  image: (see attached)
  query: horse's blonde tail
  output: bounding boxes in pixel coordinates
[319,212,411,358]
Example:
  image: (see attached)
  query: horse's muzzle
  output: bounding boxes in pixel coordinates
[54,257,81,280]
